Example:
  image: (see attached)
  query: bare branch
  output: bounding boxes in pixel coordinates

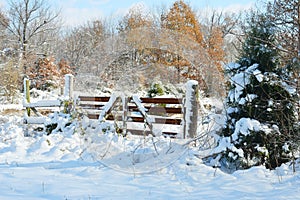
[6,0,61,59]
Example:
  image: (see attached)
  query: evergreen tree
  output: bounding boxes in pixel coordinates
[216,12,298,170]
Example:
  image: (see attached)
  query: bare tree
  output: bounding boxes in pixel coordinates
[59,19,108,72]
[117,4,153,33]
[200,9,242,63]
[266,0,300,141]
[0,9,8,41]
[266,0,300,62]
[0,10,12,64]
[6,0,61,72]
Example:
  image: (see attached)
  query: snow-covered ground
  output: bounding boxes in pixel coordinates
[0,113,298,199]
[0,89,299,199]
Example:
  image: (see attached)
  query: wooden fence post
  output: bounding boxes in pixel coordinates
[184,80,199,139]
[64,74,74,100]
[24,78,31,116]
[122,96,129,136]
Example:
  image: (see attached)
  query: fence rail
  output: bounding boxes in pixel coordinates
[77,95,184,137]
[23,75,199,139]
[23,75,74,127]
[76,80,199,139]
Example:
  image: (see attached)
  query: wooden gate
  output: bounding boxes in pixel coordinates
[76,80,199,139]
[23,74,199,138]
[77,95,183,138]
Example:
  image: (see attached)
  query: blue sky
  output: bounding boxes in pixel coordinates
[0,0,257,27]
[52,0,258,27]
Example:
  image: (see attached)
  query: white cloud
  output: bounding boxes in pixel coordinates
[200,1,255,15]
[128,1,148,11]
[221,2,254,13]
[62,7,105,27]
[54,0,109,27]
[198,2,255,22]
[114,1,149,17]
[0,0,7,9]
[52,0,256,28]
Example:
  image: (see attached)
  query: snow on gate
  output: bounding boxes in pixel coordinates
[23,74,199,139]
[23,75,74,135]
[76,80,199,139]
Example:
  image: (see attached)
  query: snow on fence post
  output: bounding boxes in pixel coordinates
[64,74,74,100]
[183,80,199,139]
[122,96,129,136]
[63,74,74,114]
[24,78,31,116]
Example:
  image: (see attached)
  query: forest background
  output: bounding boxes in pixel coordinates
[0,0,259,97]
[0,0,299,171]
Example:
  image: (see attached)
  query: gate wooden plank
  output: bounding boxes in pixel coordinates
[139,97,183,104]
[86,113,99,119]
[79,96,182,104]
[126,129,152,136]
[79,104,104,109]
[81,105,182,114]
[128,106,182,114]
[128,117,182,125]
[78,96,110,102]
[86,114,182,125]
[126,129,177,138]
[78,95,184,138]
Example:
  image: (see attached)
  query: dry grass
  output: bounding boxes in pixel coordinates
[0,109,24,116]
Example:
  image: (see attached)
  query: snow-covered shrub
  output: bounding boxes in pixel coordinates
[147,82,164,97]
[147,81,184,98]
[212,12,299,170]
[44,112,74,135]
[27,57,74,91]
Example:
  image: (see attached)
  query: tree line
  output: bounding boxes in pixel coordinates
[0,0,236,96]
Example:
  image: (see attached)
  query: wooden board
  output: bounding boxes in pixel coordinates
[86,114,182,125]
[78,96,182,104]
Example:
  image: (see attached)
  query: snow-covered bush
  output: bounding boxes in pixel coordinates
[44,112,75,135]
[27,57,74,91]
[212,12,299,170]
[147,81,185,98]
[147,82,164,97]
